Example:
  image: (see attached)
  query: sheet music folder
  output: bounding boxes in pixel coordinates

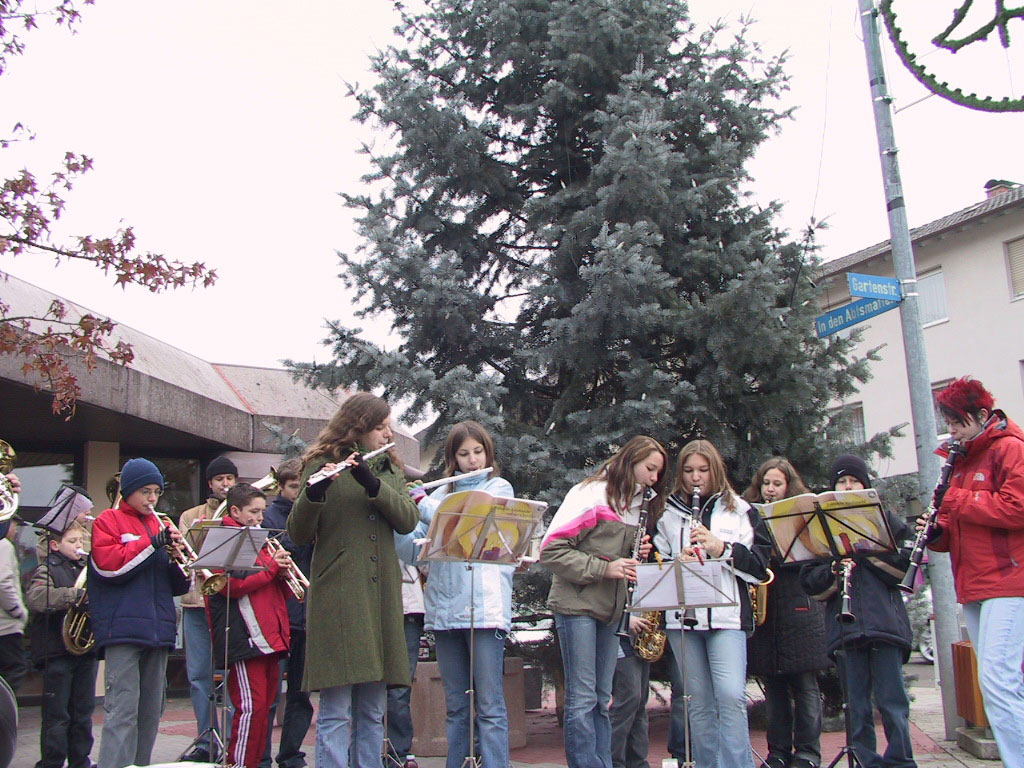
[191,526,269,573]
[419,489,547,565]
[631,557,738,612]
[755,489,895,564]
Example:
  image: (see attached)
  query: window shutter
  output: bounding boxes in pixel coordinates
[1009,237,1024,298]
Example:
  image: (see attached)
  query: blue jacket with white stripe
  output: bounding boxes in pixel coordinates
[88,501,189,655]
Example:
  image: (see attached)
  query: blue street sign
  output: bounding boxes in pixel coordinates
[847,272,902,301]
[816,296,900,338]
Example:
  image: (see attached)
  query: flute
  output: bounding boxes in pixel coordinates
[415,467,493,492]
[306,442,396,487]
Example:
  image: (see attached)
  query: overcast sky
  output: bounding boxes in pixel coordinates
[1,0,1021,373]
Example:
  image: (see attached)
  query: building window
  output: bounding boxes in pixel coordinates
[1009,236,1024,299]
[918,270,948,325]
[829,402,867,446]
[932,379,953,436]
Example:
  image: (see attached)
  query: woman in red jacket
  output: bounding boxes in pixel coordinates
[928,378,1024,768]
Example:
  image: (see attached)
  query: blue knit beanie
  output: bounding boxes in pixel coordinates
[119,458,164,499]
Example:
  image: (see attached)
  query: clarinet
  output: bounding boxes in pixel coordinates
[898,442,964,594]
[681,486,700,628]
[838,560,856,624]
[615,487,654,638]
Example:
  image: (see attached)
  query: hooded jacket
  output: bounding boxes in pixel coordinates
[930,410,1024,603]
[88,501,189,654]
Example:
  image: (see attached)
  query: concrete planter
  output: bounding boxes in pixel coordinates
[411,656,526,757]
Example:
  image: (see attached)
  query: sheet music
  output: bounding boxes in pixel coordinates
[632,557,738,611]
[192,526,269,570]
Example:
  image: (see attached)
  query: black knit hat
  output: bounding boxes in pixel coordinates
[831,454,871,490]
[206,456,238,479]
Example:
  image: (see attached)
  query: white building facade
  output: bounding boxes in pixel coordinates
[819,182,1024,478]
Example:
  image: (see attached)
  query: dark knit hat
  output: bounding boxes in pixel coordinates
[831,454,871,490]
[119,458,164,498]
[206,456,238,479]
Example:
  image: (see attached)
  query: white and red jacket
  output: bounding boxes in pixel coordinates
[205,516,290,668]
[88,502,189,652]
[931,410,1024,603]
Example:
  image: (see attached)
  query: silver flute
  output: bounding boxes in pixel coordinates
[305,442,396,487]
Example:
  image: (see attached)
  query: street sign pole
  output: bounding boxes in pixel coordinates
[858,0,961,738]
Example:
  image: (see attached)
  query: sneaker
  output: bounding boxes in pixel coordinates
[761,756,789,768]
[790,759,819,768]
[181,748,212,763]
[404,756,419,768]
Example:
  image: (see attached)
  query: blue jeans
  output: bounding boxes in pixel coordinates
[835,643,914,768]
[183,606,216,751]
[677,629,751,768]
[435,627,509,768]
[963,598,1024,768]
[554,613,619,768]
[316,681,386,768]
[387,615,424,760]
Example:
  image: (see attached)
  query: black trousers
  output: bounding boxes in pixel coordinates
[0,632,26,692]
[37,653,98,768]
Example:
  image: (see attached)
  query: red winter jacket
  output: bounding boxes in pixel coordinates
[930,410,1024,603]
[205,516,290,667]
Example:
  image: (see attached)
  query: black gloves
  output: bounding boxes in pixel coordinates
[150,526,172,550]
[306,475,331,502]
[349,454,381,497]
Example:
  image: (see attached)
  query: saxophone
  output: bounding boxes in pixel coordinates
[749,567,775,626]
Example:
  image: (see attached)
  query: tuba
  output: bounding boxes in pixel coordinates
[0,440,19,522]
[62,564,95,655]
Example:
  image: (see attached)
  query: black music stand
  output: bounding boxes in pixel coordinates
[185,525,270,768]
[761,496,898,768]
[417,490,546,768]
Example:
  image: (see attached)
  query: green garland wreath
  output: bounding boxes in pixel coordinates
[879,0,1024,112]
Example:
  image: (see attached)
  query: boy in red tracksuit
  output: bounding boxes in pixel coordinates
[205,482,292,768]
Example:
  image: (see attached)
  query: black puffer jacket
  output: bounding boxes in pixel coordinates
[799,509,913,661]
[747,561,830,676]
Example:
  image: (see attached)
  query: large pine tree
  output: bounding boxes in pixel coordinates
[295,0,886,499]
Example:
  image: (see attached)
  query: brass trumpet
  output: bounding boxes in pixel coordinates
[265,536,310,603]
[0,439,19,522]
[155,511,229,595]
[209,468,280,522]
[62,564,95,656]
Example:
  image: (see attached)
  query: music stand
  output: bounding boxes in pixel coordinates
[761,494,898,768]
[187,525,270,768]
[417,490,546,768]
[633,556,738,768]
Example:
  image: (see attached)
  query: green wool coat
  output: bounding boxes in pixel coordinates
[287,452,419,692]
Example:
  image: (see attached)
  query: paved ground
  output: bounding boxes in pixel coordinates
[9,656,999,768]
